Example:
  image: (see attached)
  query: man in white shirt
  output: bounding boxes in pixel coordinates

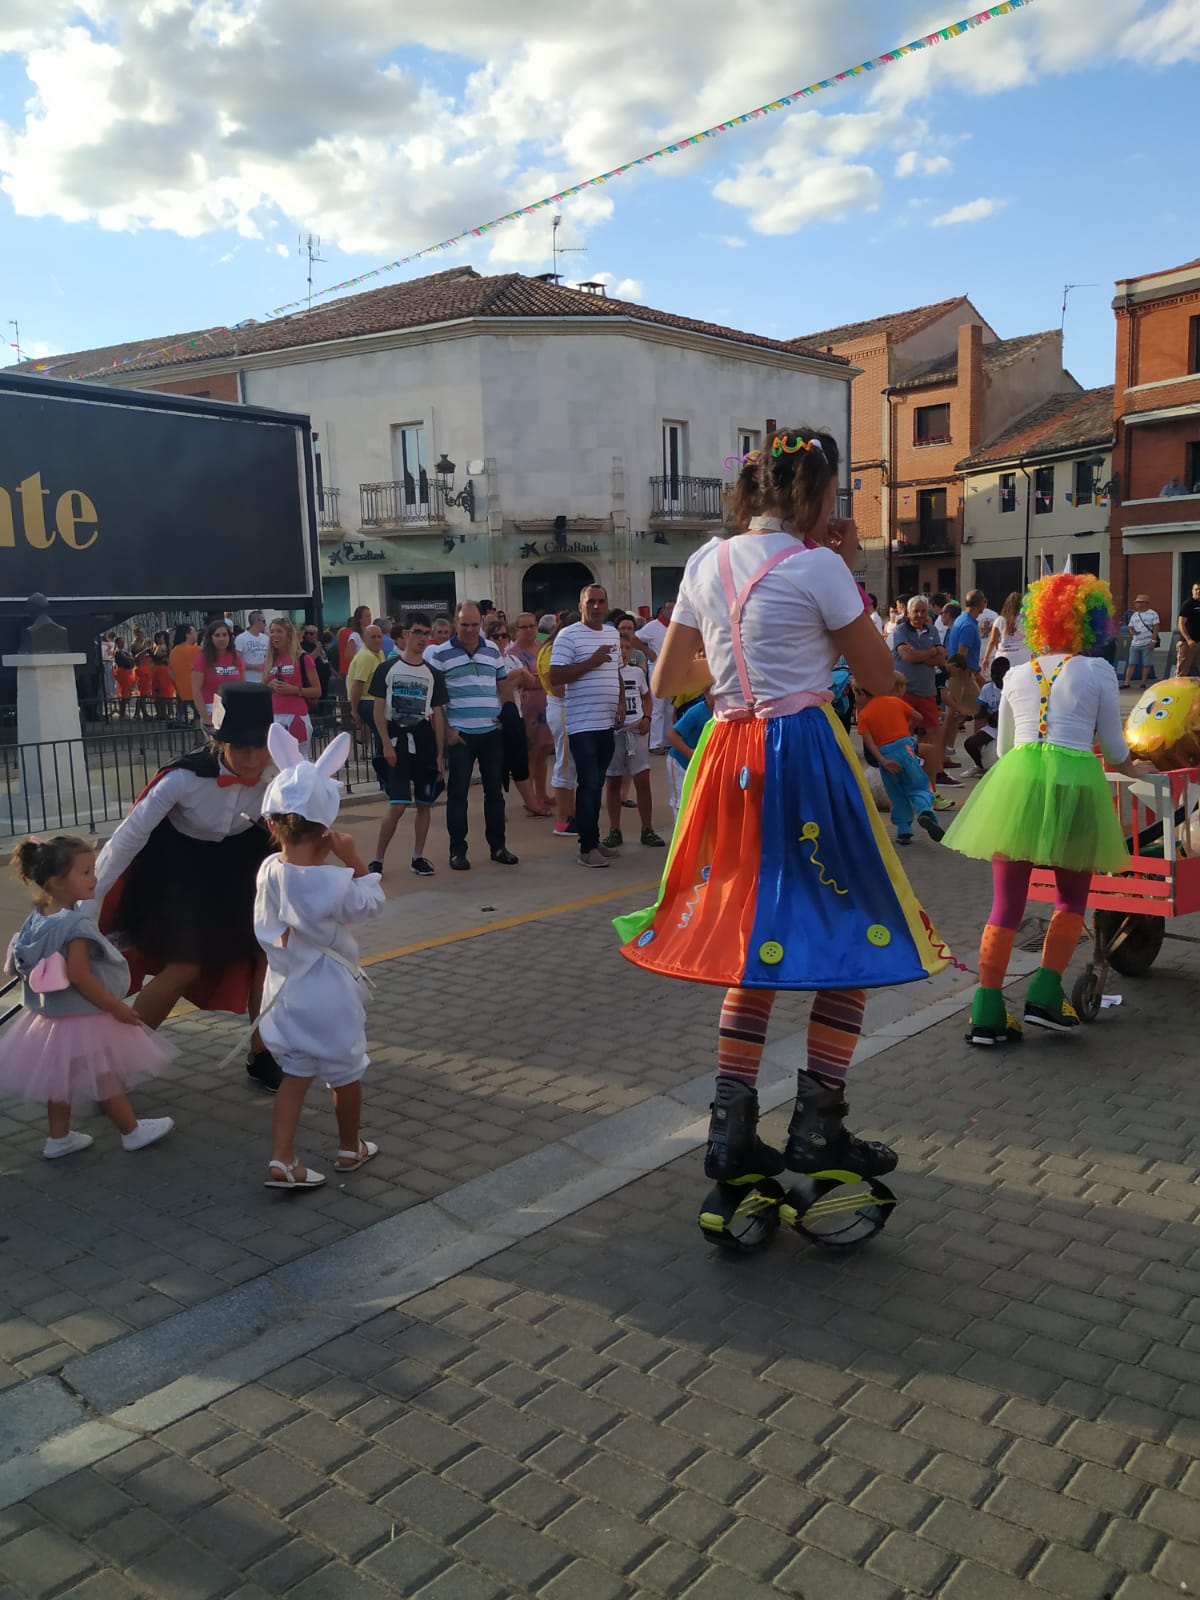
[549,585,624,868]
[636,600,674,750]
[235,612,269,683]
[868,594,884,634]
[1124,594,1161,688]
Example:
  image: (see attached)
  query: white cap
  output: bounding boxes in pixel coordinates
[260,725,351,827]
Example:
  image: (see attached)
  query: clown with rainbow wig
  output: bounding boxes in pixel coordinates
[943,573,1152,1043]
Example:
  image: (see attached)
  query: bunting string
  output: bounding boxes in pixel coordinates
[36,0,1032,377]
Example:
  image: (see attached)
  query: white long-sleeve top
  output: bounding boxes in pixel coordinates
[254,858,384,1074]
[997,653,1129,762]
[94,769,268,903]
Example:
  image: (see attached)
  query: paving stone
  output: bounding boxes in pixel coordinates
[648,1492,733,1551]
[802,1500,887,1563]
[775,1545,901,1600]
[733,1476,818,1534]
[410,1563,508,1600]
[224,1446,327,1516]
[86,1509,173,1566]
[546,1497,660,1574]
[490,1472,575,1531]
[455,1513,568,1588]
[378,1472,489,1542]
[1063,1459,1150,1517]
[125,1456,224,1520]
[127,1536,241,1600]
[540,1558,630,1600]
[1138,1486,1200,1541]
[865,1530,957,1597]
[188,1495,291,1569]
[292,1487,396,1562]
[939,1559,1046,1600]
[920,1499,1043,1576]
[0,1526,96,1595]
[996,1436,1077,1490]
[1029,1543,1125,1600]
[673,1453,757,1506]
[705,1517,795,1581]
[567,1454,674,1519]
[293,1558,403,1599]
[451,1398,555,1461]
[915,1452,999,1509]
[245,1537,329,1595]
[630,1542,706,1597]
[851,1475,939,1533]
[270,1414,366,1474]
[602,1418,698,1481]
[0,1505,43,1546]
[985,1474,1107,1549]
[29,1471,132,1536]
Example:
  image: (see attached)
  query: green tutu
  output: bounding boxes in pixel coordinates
[942,741,1129,874]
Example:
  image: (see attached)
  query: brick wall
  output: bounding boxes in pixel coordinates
[823,337,890,545]
[145,371,240,403]
[1125,550,1174,619]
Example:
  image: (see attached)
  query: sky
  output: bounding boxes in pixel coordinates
[1,0,1198,390]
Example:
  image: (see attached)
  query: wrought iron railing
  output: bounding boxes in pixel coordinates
[892,515,961,552]
[360,481,442,528]
[317,486,343,529]
[649,475,724,521]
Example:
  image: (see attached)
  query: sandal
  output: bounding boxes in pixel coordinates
[335,1139,379,1172]
[523,805,554,818]
[265,1158,326,1189]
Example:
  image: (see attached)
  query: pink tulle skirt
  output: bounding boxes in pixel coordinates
[0,1011,176,1107]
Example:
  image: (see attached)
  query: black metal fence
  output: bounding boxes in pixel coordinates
[0,711,381,840]
[649,475,724,521]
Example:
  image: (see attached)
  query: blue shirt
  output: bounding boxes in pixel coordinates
[427,635,508,734]
[946,610,982,671]
[669,700,713,767]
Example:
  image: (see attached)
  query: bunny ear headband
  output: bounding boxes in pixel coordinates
[262,725,352,827]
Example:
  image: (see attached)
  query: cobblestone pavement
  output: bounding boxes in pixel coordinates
[1,776,1199,1597]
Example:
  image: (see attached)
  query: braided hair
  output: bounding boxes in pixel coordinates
[731,426,839,535]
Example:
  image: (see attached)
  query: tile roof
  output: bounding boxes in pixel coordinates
[957,385,1115,469]
[891,329,1060,391]
[790,296,969,351]
[16,267,846,381]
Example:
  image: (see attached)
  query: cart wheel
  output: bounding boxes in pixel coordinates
[1095,912,1165,977]
[1071,968,1102,1023]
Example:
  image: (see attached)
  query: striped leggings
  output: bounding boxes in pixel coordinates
[718,986,866,1092]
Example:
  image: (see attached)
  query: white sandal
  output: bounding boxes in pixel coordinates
[335,1139,379,1172]
[265,1158,326,1189]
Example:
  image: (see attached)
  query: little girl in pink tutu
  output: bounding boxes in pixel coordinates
[0,835,175,1160]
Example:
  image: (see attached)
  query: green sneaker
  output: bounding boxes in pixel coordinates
[602,828,623,849]
[640,826,667,847]
[932,792,956,812]
[1024,968,1080,1033]
[967,986,1022,1047]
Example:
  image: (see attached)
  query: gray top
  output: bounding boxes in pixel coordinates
[4,907,129,1017]
[891,619,939,698]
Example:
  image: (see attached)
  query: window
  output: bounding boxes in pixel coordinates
[662,421,687,511]
[914,403,951,445]
[937,567,957,594]
[1074,459,1096,505]
[390,424,429,516]
[737,427,760,460]
[1189,315,1200,375]
[1034,464,1054,515]
[1187,441,1200,495]
[999,472,1016,514]
[1073,553,1101,576]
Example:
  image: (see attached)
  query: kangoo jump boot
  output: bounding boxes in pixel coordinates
[1023,968,1080,1033]
[784,1071,897,1177]
[704,1076,785,1185]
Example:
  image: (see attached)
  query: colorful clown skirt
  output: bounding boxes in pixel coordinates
[614,705,950,989]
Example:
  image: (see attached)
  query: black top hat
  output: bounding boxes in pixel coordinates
[210,682,273,747]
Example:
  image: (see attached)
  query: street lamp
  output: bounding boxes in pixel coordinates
[435,454,475,521]
[1084,451,1118,501]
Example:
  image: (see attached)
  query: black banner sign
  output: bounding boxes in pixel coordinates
[0,380,313,605]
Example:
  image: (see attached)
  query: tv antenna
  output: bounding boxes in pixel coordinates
[299,234,326,312]
[1061,282,1098,334]
[8,319,21,363]
[551,214,586,281]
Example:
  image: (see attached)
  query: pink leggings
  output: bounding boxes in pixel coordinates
[989,857,1091,930]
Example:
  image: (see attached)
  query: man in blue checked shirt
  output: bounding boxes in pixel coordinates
[427,601,519,872]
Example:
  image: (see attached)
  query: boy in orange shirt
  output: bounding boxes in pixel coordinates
[855,674,945,847]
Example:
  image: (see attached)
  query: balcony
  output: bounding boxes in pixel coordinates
[359,480,447,531]
[649,475,724,523]
[892,514,961,554]
[1119,491,1200,539]
[316,486,343,534]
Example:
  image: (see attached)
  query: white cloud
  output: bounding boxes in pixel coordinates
[930,196,1005,227]
[895,150,952,178]
[700,233,747,249]
[273,243,289,258]
[217,249,235,263]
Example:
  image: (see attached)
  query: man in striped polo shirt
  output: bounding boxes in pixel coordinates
[429,601,519,871]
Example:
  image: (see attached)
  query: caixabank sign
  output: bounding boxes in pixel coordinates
[0,371,317,609]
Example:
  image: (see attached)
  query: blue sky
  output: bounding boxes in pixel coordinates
[1,1,1197,389]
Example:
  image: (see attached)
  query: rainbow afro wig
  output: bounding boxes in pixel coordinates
[1022,572,1115,656]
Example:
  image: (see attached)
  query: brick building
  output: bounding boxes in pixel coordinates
[1110,258,1200,624]
[792,297,995,602]
[887,326,1078,600]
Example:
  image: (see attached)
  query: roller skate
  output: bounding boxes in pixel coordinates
[1023,968,1080,1033]
[698,1078,785,1254]
[966,985,1023,1048]
[776,1071,898,1251]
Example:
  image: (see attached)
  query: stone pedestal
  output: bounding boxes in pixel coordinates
[2,652,90,828]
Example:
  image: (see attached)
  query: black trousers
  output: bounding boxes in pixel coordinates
[446,729,507,855]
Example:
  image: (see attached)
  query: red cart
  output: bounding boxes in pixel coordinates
[1029,766,1200,1019]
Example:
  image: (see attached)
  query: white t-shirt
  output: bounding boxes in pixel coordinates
[870,610,884,634]
[998,654,1128,760]
[235,629,270,683]
[978,680,1002,737]
[977,608,999,639]
[619,661,650,723]
[673,533,863,712]
[551,623,621,734]
[636,618,668,662]
[1127,609,1160,648]
[934,615,950,645]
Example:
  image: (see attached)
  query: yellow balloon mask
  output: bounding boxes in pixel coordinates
[1124,677,1200,770]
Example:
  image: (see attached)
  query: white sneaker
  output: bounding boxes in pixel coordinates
[43,1131,94,1160]
[121,1117,175,1152]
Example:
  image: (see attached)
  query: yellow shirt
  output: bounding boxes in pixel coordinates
[346,647,385,701]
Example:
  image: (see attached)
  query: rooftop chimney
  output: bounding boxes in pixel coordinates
[576,280,607,297]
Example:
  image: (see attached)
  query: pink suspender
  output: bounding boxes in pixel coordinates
[717,539,809,710]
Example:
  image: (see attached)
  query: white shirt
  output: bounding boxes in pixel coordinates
[993,617,1031,667]
[1127,609,1160,648]
[673,533,862,712]
[933,615,950,645]
[619,661,650,722]
[870,610,884,634]
[94,768,268,902]
[235,629,270,683]
[977,608,999,639]
[636,618,668,661]
[551,623,621,734]
[254,858,383,1075]
[998,654,1128,761]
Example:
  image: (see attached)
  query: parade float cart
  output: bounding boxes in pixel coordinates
[1029,766,1200,1020]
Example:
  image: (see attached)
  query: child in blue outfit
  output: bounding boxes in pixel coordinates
[854,679,945,847]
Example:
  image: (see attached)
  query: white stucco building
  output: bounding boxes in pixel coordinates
[956,386,1114,602]
[53,267,855,625]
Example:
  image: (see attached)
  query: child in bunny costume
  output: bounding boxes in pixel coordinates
[255,725,384,1189]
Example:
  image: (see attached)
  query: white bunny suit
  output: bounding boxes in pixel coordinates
[253,728,384,1085]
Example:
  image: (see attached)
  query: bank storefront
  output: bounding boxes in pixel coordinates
[319,523,705,623]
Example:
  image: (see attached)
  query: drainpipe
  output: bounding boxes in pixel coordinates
[882,384,893,606]
[1019,453,1032,585]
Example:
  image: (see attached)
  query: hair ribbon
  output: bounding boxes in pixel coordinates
[771,435,824,458]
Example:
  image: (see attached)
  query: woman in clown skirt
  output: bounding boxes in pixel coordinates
[616,428,949,1189]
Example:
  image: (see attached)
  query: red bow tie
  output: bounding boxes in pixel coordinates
[217,772,258,788]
